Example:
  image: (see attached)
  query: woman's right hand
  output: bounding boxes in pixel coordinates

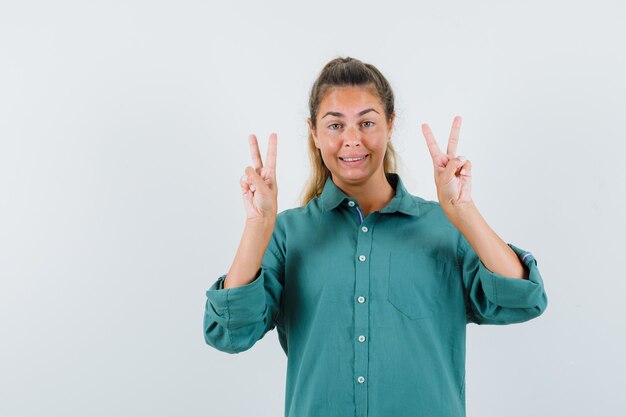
[239,133,278,224]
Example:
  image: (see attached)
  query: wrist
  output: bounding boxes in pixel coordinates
[442,200,479,224]
[245,217,276,236]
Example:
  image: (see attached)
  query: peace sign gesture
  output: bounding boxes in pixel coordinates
[239,133,278,223]
[421,116,473,210]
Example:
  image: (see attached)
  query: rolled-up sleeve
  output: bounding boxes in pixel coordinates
[459,237,548,325]
[203,226,285,354]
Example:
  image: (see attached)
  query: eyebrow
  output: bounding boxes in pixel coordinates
[321,108,380,119]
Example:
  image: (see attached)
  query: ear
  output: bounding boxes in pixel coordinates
[307,118,320,149]
[387,112,396,138]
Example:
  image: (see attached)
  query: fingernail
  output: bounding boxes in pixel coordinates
[458,156,466,162]
[250,184,256,192]
[241,175,248,182]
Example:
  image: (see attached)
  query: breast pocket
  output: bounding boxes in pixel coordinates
[387,251,449,320]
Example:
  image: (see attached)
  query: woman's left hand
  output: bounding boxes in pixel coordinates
[421,116,473,212]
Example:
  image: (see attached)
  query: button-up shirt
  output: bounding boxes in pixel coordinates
[204,173,548,417]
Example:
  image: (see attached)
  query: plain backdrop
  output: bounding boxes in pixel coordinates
[1,1,625,416]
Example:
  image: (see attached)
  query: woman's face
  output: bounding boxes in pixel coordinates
[308,85,394,188]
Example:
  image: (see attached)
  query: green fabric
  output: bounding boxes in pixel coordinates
[204,173,548,417]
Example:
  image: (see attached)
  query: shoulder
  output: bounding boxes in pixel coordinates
[409,193,452,220]
[411,194,440,210]
[273,197,323,236]
[406,193,461,236]
[276,198,321,223]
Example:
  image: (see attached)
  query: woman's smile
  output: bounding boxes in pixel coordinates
[339,153,369,166]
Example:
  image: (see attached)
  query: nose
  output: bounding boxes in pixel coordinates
[343,126,361,147]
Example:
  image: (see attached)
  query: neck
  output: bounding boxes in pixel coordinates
[334,172,396,217]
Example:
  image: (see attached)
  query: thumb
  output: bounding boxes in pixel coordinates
[244,166,269,193]
[443,156,466,180]
[460,159,472,178]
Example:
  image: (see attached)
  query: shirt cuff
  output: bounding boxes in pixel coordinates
[476,243,546,309]
[205,270,267,329]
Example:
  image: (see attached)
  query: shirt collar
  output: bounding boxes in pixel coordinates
[319,172,420,217]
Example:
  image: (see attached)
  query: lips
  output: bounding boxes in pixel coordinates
[338,154,369,166]
[339,154,368,162]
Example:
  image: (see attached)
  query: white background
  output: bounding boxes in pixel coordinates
[1,1,625,416]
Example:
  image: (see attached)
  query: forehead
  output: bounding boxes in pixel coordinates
[318,85,383,114]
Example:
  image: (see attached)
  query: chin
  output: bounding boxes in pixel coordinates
[332,170,375,185]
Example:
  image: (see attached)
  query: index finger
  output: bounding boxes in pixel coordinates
[421,123,442,160]
[265,133,277,171]
[248,134,263,171]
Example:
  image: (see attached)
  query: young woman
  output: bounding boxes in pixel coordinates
[204,57,548,417]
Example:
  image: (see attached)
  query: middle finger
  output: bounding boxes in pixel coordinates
[248,134,264,171]
[446,116,462,156]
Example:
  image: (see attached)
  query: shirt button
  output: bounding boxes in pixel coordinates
[361,226,368,233]
[358,335,366,342]
[357,296,366,303]
[348,200,355,207]
[357,376,365,384]
[358,255,366,262]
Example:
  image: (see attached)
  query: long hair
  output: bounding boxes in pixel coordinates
[300,57,399,206]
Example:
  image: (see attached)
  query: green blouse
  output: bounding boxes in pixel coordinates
[204,173,548,417]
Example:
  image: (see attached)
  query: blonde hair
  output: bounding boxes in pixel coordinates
[299,57,399,206]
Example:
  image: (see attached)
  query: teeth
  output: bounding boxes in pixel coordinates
[342,155,366,162]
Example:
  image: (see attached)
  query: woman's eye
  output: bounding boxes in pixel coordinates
[362,121,374,128]
[329,123,342,130]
